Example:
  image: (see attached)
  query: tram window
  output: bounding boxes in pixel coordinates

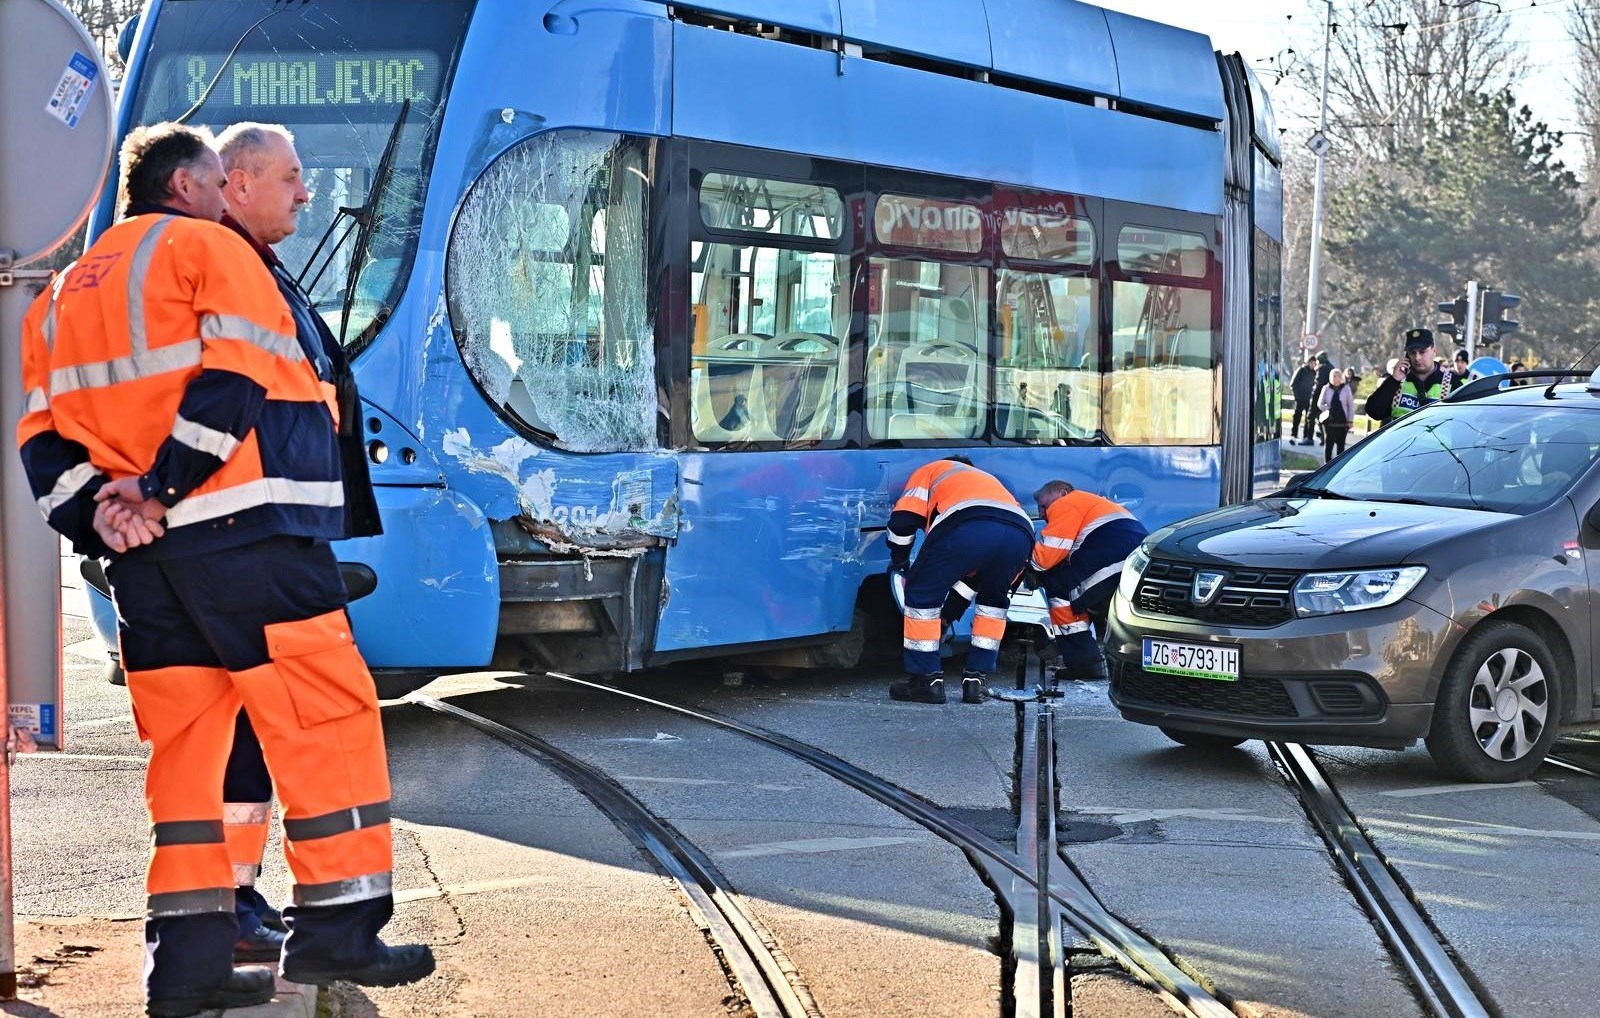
[1105,282,1217,445]
[995,272,1098,443]
[1117,226,1210,278]
[690,243,849,445]
[999,203,1092,264]
[699,173,845,240]
[447,130,656,451]
[873,195,984,255]
[865,259,989,441]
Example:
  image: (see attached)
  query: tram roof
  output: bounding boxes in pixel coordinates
[667,0,1226,124]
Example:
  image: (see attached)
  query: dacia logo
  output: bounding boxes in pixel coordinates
[1192,570,1226,605]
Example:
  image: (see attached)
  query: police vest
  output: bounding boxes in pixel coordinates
[1391,372,1452,420]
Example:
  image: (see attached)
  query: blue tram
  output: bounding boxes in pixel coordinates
[89,0,1285,688]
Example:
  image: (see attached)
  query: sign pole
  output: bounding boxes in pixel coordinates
[0,0,118,998]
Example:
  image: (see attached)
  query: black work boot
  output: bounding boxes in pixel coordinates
[234,921,286,963]
[961,670,988,704]
[283,941,436,988]
[888,673,946,704]
[146,967,274,1017]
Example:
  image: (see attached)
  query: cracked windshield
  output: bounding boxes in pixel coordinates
[127,0,471,350]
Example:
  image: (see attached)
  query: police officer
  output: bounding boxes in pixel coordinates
[214,122,386,963]
[886,457,1034,705]
[1366,328,1460,422]
[16,122,431,1017]
[1029,481,1148,683]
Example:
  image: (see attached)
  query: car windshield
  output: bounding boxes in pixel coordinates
[1309,402,1600,512]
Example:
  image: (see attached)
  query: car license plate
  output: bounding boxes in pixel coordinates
[1142,637,1240,683]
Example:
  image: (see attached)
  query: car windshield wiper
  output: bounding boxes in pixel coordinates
[1292,485,1355,500]
[1362,495,1432,506]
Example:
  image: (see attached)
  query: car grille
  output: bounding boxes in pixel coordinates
[1114,663,1298,718]
[1134,558,1298,627]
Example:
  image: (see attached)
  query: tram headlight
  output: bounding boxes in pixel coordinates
[1118,543,1153,604]
[1292,566,1427,617]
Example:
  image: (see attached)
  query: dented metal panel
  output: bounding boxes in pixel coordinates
[336,485,499,667]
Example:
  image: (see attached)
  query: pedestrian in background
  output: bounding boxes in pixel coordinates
[1318,369,1354,462]
[1454,348,1471,379]
[885,457,1034,705]
[15,121,432,1017]
[1290,354,1317,445]
[1309,351,1334,444]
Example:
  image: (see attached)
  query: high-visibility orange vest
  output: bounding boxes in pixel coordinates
[1031,490,1135,572]
[892,460,1031,534]
[17,213,344,557]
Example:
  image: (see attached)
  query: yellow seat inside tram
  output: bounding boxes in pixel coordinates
[692,331,843,443]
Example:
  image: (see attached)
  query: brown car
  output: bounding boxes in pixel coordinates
[1107,374,1600,781]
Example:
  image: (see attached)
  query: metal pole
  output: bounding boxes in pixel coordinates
[1303,0,1335,345]
[1465,280,1480,360]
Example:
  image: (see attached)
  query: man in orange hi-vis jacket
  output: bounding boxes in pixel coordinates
[1031,480,1149,683]
[886,456,1035,704]
[15,122,431,1018]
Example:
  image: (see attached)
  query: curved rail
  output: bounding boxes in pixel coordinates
[1266,742,1492,1018]
[413,695,821,1018]
[529,671,1234,1018]
[1544,753,1600,780]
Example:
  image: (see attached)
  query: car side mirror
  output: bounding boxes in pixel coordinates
[1586,502,1600,533]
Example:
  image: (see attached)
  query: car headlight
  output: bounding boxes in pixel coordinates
[1292,566,1427,617]
[1118,543,1153,603]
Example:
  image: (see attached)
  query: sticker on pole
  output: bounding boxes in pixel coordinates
[9,702,56,740]
[45,51,98,129]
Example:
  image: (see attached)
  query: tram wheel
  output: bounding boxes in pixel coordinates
[1159,727,1246,750]
[1426,621,1559,783]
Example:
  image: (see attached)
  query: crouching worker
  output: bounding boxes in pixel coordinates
[1031,481,1148,683]
[886,457,1034,704]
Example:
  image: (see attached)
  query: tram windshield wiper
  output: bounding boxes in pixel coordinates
[297,98,411,348]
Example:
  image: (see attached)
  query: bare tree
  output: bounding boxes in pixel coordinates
[61,0,144,75]
[1567,3,1600,197]
[1291,0,1523,163]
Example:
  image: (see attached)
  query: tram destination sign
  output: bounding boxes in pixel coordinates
[145,50,440,117]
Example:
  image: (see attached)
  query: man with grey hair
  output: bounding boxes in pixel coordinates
[1030,480,1148,682]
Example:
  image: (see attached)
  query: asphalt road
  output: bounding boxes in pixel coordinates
[14,558,1600,1016]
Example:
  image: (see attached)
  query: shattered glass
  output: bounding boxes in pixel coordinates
[447,131,657,453]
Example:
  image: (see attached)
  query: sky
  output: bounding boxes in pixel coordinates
[1093,1,1584,159]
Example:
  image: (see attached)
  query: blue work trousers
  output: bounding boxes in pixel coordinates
[903,518,1033,676]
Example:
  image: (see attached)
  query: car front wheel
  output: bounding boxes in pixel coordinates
[1426,621,1560,782]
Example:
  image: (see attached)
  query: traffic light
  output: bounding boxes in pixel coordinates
[1437,296,1468,338]
[1479,291,1520,344]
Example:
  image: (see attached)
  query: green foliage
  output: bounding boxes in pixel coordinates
[1324,90,1600,366]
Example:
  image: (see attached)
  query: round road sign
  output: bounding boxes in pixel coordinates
[0,0,116,266]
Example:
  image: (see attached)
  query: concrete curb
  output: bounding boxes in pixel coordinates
[230,976,318,1018]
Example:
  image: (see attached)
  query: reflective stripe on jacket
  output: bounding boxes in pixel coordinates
[16,213,344,559]
[1390,369,1454,420]
[1031,490,1135,573]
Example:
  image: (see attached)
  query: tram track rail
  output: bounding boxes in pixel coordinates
[524,670,1236,1018]
[413,695,821,1018]
[1544,752,1600,781]
[1266,742,1494,1018]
